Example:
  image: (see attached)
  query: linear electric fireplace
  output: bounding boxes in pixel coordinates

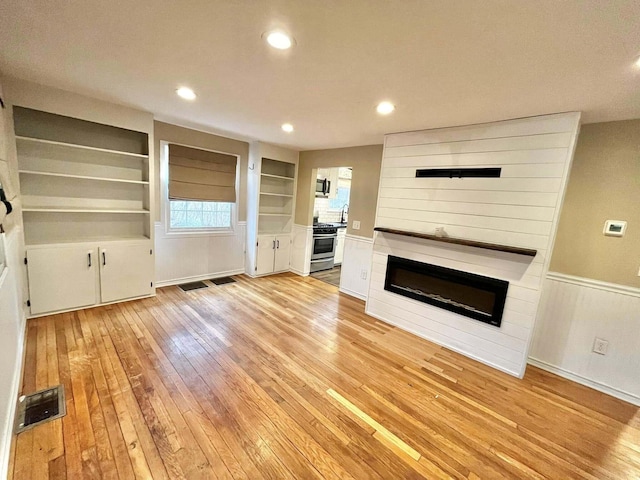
[384,256,509,327]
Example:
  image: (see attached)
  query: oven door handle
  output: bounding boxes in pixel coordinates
[310,258,334,263]
[313,234,337,238]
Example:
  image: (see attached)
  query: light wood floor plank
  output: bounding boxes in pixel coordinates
[9,272,640,479]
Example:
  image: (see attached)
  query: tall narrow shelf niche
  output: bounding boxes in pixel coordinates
[13,106,154,315]
[258,158,295,235]
[246,144,298,277]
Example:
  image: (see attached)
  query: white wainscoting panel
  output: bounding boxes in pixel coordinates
[290,224,313,276]
[339,235,373,300]
[529,273,640,406]
[0,228,27,479]
[367,113,581,377]
[154,222,246,287]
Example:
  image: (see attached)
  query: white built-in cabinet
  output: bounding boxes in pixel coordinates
[255,234,291,275]
[25,241,153,315]
[247,145,297,276]
[13,106,154,316]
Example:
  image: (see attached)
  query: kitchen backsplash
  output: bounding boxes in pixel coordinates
[314,177,351,223]
[315,196,342,223]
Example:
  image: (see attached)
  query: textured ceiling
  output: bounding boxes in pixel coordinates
[1,0,639,149]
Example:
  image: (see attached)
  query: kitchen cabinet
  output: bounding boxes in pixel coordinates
[334,228,346,265]
[26,240,153,315]
[256,234,291,275]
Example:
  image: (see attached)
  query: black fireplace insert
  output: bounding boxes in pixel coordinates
[384,256,508,327]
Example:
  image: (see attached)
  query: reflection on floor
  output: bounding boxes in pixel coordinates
[310,265,341,287]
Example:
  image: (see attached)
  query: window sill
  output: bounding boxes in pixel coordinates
[161,225,238,239]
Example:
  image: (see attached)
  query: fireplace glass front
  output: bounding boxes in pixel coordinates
[384,256,509,327]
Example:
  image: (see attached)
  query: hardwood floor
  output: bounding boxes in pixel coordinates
[310,266,341,287]
[9,273,640,479]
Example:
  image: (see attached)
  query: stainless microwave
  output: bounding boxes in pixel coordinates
[316,178,331,197]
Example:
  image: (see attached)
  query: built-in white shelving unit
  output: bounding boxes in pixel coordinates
[258,158,295,235]
[247,144,298,276]
[13,106,154,315]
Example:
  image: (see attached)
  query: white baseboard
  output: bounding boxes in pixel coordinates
[527,357,640,406]
[0,313,26,480]
[290,268,309,277]
[155,269,244,288]
[339,286,366,301]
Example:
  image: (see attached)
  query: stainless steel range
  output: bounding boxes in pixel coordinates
[310,223,338,272]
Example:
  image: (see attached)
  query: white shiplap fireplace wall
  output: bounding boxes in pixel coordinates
[366,113,581,377]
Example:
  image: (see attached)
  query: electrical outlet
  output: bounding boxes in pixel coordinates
[353,220,360,230]
[593,337,608,355]
[360,269,367,280]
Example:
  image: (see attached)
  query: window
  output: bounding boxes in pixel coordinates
[329,186,351,211]
[163,143,239,233]
[169,200,232,229]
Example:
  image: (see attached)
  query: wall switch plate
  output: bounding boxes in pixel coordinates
[360,269,367,280]
[593,337,608,355]
[353,220,360,230]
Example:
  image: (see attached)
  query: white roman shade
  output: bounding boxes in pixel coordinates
[168,144,237,202]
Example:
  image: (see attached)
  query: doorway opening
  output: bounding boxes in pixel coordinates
[310,166,351,287]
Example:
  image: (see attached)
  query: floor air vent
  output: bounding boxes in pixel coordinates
[16,385,66,433]
[211,276,236,285]
[178,281,209,292]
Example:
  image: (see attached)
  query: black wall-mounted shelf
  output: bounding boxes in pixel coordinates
[415,167,501,178]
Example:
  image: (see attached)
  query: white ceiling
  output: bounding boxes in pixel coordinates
[1,1,639,150]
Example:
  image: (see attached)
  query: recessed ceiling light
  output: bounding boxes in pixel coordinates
[282,123,294,133]
[266,31,293,50]
[176,87,196,100]
[635,56,640,68]
[376,101,395,115]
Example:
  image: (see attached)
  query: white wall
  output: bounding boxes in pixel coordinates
[290,224,313,276]
[529,273,640,406]
[0,78,27,480]
[155,141,246,285]
[154,223,246,286]
[339,235,373,300]
[367,113,581,377]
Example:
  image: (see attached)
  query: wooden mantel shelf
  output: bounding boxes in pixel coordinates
[374,227,537,257]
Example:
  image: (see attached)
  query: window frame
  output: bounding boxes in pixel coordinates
[160,141,240,237]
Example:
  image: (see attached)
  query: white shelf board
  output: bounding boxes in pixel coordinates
[25,235,151,247]
[258,213,292,217]
[259,192,293,198]
[19,170,149,185]
[258,230,292,235]
[23,206,150,214]
[261,173,295,181]
[16,135,149,159]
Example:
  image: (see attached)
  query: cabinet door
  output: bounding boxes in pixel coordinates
[27,246,98,315]
[274,235,291,272]
[99,243,153,303]
[334,231,346,265]
[256,235,275,275]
